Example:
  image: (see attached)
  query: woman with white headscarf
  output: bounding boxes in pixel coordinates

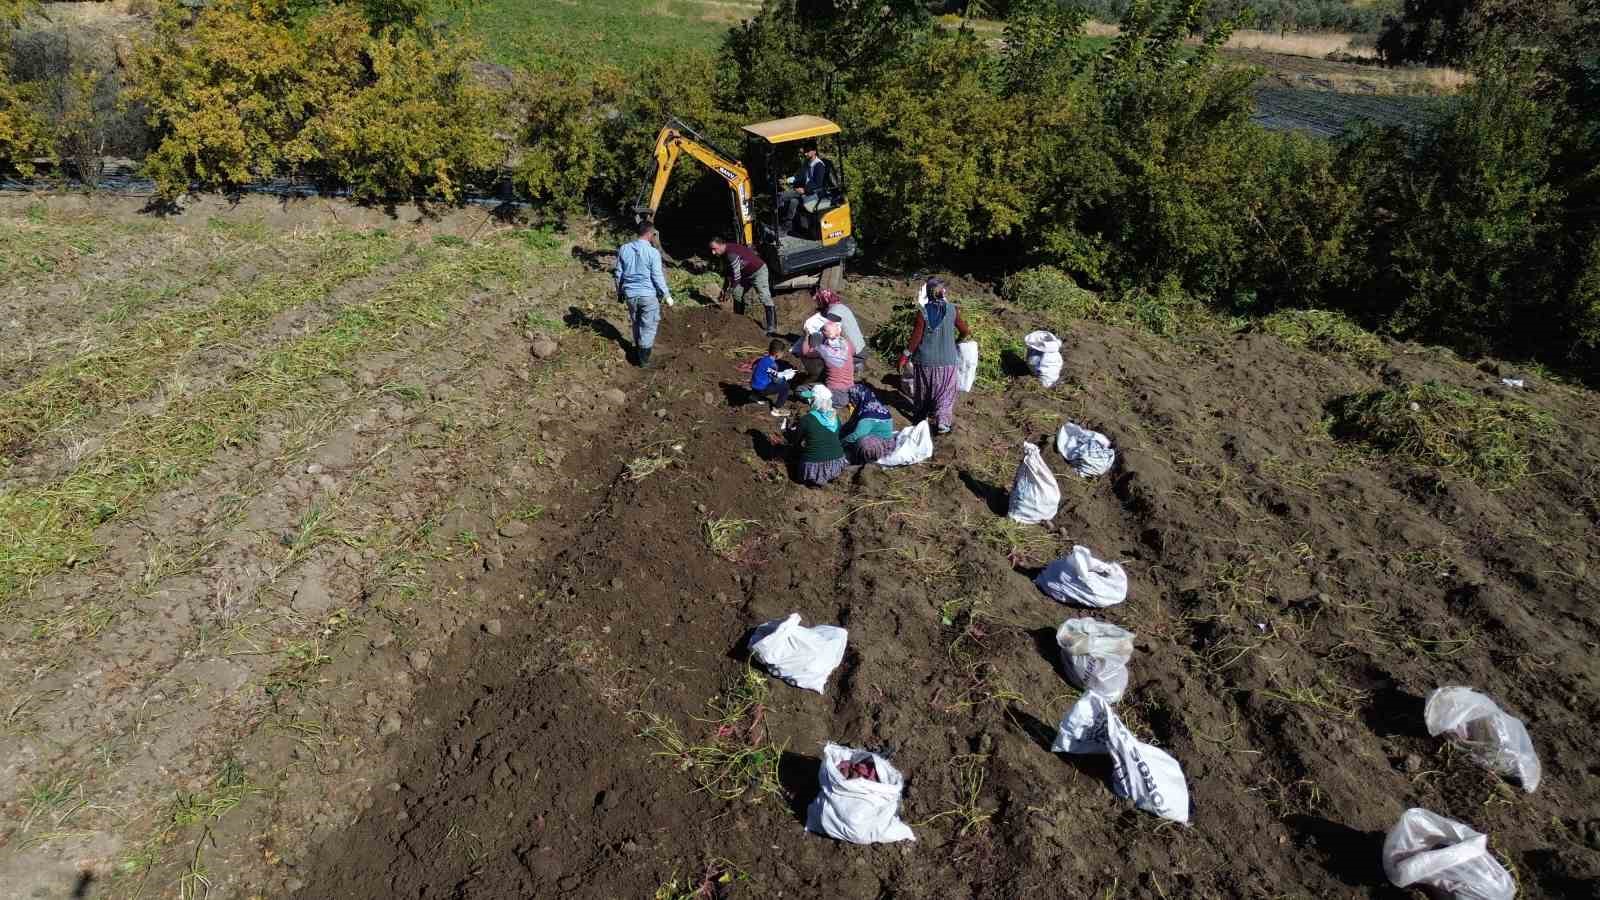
[786,385,847,486]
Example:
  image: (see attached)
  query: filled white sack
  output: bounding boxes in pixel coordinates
[1007,441,1060,525]
[877,420,933,468]
[806,743,916,844]
[1036,546,1128,608]
[1425,687,1541,793]
[956,340,979,392]
[1383,808,1517,900]
[748,613,848,694]
[1057,618,1135,703]
[1056,422,1115,477]
[1024,330,1063,388]
[1052,693,1191,824]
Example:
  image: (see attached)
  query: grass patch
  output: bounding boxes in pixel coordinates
[459,0,742,70]
[634,667,786,804]
[701,516,758,560]
[0,235,562,601]
[1327,381,1555,486]
[1258,309,1385,362]
[917,753,993,836]
[0,230,404,455]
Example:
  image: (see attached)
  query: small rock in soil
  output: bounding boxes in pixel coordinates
[703,391,717,406]
[654,408,668,419]
[364,691,381,707]
[306,463,324,475]
[380,713,402,736]
[610,577,623,590]
[484,552,505,571]
[601,388,626,405]
[530,338,559,359]
[498,520,530,538]
[387,782,402,793]
[408,649,431,671]
[1400,753,1423,774]
[482,619,503,636]
[370,630,395,649]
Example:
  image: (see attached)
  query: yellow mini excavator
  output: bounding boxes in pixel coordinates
[634,115,855,292]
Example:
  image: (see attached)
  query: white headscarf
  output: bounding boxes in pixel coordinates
[809,385,833,412]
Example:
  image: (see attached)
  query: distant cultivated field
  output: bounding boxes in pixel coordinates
[460,0,759,69]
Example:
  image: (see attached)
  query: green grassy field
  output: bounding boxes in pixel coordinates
[459,0,756,70]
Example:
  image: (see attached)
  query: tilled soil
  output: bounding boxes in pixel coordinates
[292,293,1600,898]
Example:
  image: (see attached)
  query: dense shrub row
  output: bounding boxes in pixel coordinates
[0,0,1596,379]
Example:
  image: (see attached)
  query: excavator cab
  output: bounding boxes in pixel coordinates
[634,115,855,292]
[742,115,855,290]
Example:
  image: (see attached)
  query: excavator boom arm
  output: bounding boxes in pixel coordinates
[638,119,755,246]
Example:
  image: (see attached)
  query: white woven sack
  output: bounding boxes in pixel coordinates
[806,743,916,845]
[1056,422,1115,477]
[1056,618,1135,703]
[877,420,933,467]
[748,613,848,694]
[1007,442,1060,525]
[1425,687,1540,792]
[1383,808,1517,900]
[1035,546,1128,608]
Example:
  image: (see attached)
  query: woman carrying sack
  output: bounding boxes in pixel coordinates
[898,277,971,435]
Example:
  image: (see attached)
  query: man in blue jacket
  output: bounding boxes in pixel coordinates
[614,221,673,367]
[778,145,827,236]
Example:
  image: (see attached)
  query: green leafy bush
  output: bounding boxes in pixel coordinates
[1260,309,1386,362]
[1327,381,1554,485]
[1000,266,1103,317]
[0,67,51,175]
[130,0,500,200]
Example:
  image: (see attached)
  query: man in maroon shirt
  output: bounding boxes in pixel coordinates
[711,236,777,335]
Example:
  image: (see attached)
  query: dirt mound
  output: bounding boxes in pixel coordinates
[292,294,1600,898]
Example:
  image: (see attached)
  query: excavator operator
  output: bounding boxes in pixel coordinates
[778,144,827,236]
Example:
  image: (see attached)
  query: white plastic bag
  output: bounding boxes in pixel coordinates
[1057,618,1135,703]
[1383,808,1516,900]
[1024,330,1063,388]
[956,340,979,392]
[1052,694,1191,824]
[1007,442,1060,525]
[877,420,933,468]
[748,613,848,694]
[1056,422,1115,477]
[1036,546,1128,608]
[1425,687,1541,792]
[806,743,916,844]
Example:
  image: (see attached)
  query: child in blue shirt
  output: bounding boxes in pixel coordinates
[751,338,794,417]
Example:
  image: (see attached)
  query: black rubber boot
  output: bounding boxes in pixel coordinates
[764,305,777,336]
[637,347,652,368]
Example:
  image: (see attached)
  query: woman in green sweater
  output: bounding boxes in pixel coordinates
[787,385,847,486]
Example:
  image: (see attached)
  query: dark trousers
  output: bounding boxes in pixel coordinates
[755,380,791,407]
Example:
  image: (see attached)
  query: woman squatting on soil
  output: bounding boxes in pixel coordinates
[899,276,970,434]
[787,385,847,486]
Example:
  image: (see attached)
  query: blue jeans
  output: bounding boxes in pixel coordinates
[626,295,661,350]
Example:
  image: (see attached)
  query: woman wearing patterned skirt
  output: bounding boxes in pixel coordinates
[897,277,970,435]
[789,386,847,486]
[842,384,895,463]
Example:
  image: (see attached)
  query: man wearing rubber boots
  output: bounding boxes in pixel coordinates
[711,236,775,336]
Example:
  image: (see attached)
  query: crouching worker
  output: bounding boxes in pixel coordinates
[842,384,895,463]
[750,338,796,417]
[786,386,846,486]
[711,236,776,335]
